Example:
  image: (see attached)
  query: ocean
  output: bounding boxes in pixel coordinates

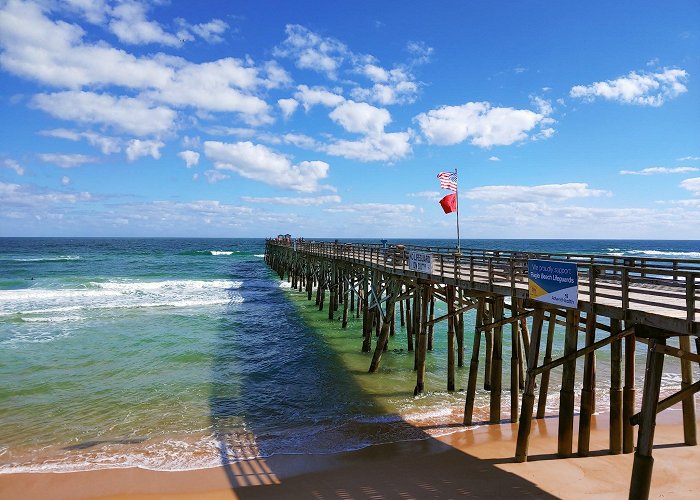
[1,238,699,473]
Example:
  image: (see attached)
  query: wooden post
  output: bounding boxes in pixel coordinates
[457,288,465,367]
[537,311,557,419]
[679,335,697,445]
[490,296,504,423]
[413,289,421,369]
[427,296,435,351]
[558,308,579,457]
[629,338,666,500]
[369,281,398,373]
[361,269,371,352]
[623,326,636,454]
[464,298,485,425]
[342,275,349,328]
[510,295,520,423]
[406,293,413,352]
[328,263,336,320]
[578,310,597,456]
[484,301,493,391]
[399,288,405,327]
[610,318,623,454]
[447,284,456,392]
[515,308,544,462]
[414,285,430,395]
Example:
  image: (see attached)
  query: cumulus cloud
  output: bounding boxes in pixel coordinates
[620,166,699,175]
[32,91,176,136]
[0,1,279,126]
[415,101,553,147]
[677,156,700,162]
[126,139,165,161]
[40,128,122,154]
[680,177,700,196]
[324,203,416,215]
[204,141,331,192]
[241,195,341,206]
[570,68,688,106]
[61,175,71,185]
[489,156,500,161]
[406,41,433,66]
[188,18,229,43]
[329,101,391,134]
[465,183,610,202]
[2,158,24,175]
[108,1,182,47]
[324,131,412,162]
[178,150,200,168]
[38,153,98,168]
[274,24,347,79]
[278,98,299,119]
[351,65,420,105]
[294,85,345,111]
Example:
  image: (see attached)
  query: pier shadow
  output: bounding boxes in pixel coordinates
[208,256,558,498]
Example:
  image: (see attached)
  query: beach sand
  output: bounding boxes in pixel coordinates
[1,408,698,499]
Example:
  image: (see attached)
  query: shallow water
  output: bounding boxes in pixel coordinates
[0,237,698,473]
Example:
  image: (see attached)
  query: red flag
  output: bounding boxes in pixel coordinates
[439,194,457,214]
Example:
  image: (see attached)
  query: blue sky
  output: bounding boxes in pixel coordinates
[1,0,699,238]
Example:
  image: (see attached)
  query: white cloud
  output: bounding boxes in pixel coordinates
[294,85,345,111]
[0,0,174,89]
[61,175,70,185]
[144,58,273,123]
[329,101,391,134]
[278,98,299,119]
[0,181,91,206]
[32,91,176,136]
[406,41,433,66]
[283,133,320,150]
[178,150,200,168]
[0,2,278,125]
[680,177,700,196]
[38,153,98,168]
[203,170,230,184]
[488,156,500,161]
[109,1,182,47]
[40,128,122,154]
[325,131,412,162]
[189,18,229,43]
[570,68,688,106]
[415,101,553,147]
[204,141,331,192]
[324,203,416,215]
[677,156,700,162]
[274,24,347,79]
[407,191,441,202]
[351,66,420,105]
[465,183,611,202]
[620,166,699,175]
[126,139,165,161]
[241,195,342,206]
[2,158,24,175]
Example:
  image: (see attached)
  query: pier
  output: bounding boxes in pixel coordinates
[265,239,699,499]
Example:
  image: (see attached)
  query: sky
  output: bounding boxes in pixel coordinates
[1,0,699,239]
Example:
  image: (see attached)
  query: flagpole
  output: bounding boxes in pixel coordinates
[455,168,460,252]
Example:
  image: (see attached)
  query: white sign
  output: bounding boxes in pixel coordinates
[408,251,433,274]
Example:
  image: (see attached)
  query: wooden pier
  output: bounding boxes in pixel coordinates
[265,239,699,499]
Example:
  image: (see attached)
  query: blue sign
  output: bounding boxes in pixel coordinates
[528,259,578,308]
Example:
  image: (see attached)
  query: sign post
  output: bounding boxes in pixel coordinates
[528,259,578,308]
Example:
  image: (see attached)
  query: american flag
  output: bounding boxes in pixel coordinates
[437,171,457,191]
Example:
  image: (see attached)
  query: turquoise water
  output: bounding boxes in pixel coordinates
[1,238,698,473]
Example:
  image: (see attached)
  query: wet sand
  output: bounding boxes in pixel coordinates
[1,409,698,499]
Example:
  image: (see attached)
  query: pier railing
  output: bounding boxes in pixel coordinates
[270,239,699,335]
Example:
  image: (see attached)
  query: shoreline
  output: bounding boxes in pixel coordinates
[1,408,698,499]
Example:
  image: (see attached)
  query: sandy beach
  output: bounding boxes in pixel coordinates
[2,407,698,500]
